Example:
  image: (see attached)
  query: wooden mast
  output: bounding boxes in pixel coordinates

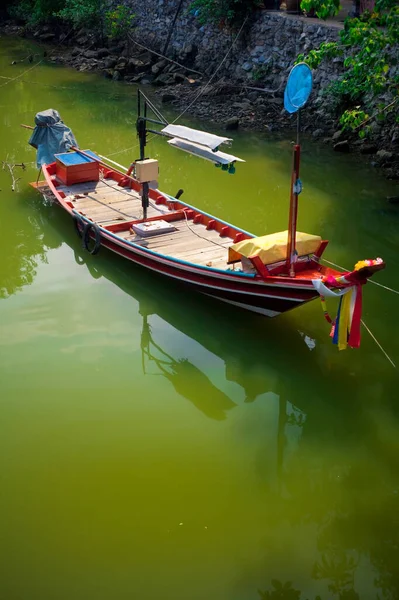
[286,143,301,277]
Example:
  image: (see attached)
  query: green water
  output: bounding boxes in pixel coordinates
[1,36,399,600]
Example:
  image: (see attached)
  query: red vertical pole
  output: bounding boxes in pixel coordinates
[286,144,301,277]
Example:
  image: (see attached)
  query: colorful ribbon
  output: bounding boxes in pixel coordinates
[312,278,363,350]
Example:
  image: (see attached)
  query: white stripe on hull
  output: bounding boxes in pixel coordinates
[101,234,309,302]
[202,294,282,317]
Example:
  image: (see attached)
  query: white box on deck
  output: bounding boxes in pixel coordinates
[131,220,175,237]
[135,159,159,183]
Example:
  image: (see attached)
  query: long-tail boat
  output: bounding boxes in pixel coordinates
[27,64,385,349]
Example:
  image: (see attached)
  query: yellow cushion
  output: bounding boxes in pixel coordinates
[230,230,322,265]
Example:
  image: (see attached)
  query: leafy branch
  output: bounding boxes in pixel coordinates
[297,0,399,135]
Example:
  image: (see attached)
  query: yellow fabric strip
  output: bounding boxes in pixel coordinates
[338,289,353,351]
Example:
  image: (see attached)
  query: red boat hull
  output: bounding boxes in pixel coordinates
[35,160,338,318]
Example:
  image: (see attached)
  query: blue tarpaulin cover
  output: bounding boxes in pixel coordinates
[284,63,313,114]
[29,109,78,168]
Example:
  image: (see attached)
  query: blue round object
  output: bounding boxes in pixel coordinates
[284,63,313,114]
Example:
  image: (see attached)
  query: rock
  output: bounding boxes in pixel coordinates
[76,35,90,46]
[242,62,252,72]
[173,73,187,83]
[151,59,168,76]
[376,149,394,162]
[129,72,147,83]
[225,117,239,131]
[161,93,177,103]
[137,51,153,65]
[39,32,55,41]
[391,131,399,144]
[334,140,350,153]
[332,130,343,141]
[141,76,154,85]
[247,91,258,103]
[71,48,80,57]
[312,129,324,139]
[104,56,117,69]
[232,101,252,110]
[387,196,399,204]
[154,73,175,86]
[108,45,124,55]
[84,50,99,59]
[112,70,122,81]
[97,48,110,59]
[360,144,378,155]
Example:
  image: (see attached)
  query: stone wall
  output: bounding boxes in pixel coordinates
[125,1,342,95]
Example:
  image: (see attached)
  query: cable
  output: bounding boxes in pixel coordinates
[182,209,228,249]
[361,319,396,369]
[172,15,249,124]
[127,35,203,76]
[0,27,75,89]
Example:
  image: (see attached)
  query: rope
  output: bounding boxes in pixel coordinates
[361,319,396,369]
[172,15,249,124]
[183,209,228,249]
[321,258,399,296]
[75,190,140,220]
[99,175,137,197]
[127,35,203,76]
[0,27,75,89]
[108,144,139,157]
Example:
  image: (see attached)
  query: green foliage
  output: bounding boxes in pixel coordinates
[258,580,301,600]
[55,0,102,28]
[300,0,340,20]
[297,0,399,136]
[8,0,64,25]
[105,4,135,40]
[297,41,341,70]
[339,109,371,136]
[252,63,270,81]
[190,0,261,27]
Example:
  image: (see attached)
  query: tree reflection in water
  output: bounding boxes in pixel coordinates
[0,194,62,298]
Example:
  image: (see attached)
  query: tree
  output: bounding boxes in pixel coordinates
[297,0,399,135]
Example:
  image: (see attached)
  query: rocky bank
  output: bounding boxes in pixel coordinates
[1,4,398,181]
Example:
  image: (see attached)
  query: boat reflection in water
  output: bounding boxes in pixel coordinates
[67,221,353,431]
[140,312,237,421]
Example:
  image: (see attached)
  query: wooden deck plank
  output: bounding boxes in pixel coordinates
[78,199,142,216]
[58,181,111,195]
[72,191,140,206]
[146,237,223,255]
[68,191,138,205]
[171,244,228,259]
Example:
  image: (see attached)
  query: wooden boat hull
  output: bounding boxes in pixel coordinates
[91,229,318,317]
[34,159,342,318]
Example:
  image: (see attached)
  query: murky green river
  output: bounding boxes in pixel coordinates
[1,36,399,600]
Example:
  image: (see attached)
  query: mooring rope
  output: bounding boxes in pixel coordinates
[361,319,397,369]
[0,26,77,89]
[173,15,249,124]
[127,34,203,76]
